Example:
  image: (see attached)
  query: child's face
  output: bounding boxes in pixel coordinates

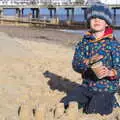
[90,18,108,32]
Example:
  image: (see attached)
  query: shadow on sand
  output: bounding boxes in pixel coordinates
[43,70,80,94]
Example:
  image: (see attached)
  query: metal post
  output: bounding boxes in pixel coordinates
[36,8,40,19]
[0,8,3,24]
[71,8,74,22]
[16,8,19,17]
[113,8,116,25]
[54,8,56,17]
[49,9,53,18]
[31,8,35,19]
[83,8,87,21]
[16,8,23,18]
[0,8,3,17]
[65,8,70,20]
[21,8,24,17]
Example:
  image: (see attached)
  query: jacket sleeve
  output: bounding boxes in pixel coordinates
[111,41,120,78]
[72,41,89,73]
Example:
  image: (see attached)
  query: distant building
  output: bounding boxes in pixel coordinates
[0,0,120,5]
[84,0,101,5]
[70,0,76,2]
[101,0,120,4]
[0,0,15,5]
[0,0,51,5]
[0,0,31,5]
[51,0,69,5]
[38,0,51,4]
[84,0,120,5]
[14,0,31,4]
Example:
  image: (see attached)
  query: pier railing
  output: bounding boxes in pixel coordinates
[0,4,120,9]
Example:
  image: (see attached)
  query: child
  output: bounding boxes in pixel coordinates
[60,3,120,115]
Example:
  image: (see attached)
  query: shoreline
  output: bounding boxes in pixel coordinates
[0,24,83,47]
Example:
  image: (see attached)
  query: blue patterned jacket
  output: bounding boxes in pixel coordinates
[72,29,120,93]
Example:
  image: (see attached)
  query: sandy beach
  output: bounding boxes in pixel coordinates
[0,25,120,120]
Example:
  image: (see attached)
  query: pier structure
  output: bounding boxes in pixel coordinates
[65,8,74,21]
[80,5,120,24]
[111,6,120,24]
[31,8,40,18]
[0,1,119,28]
[48,8,57,18]
[0,3,119,19]
[0,8,3,17]
[16,8,24,17]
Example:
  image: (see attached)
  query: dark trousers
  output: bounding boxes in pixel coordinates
[60,85,115,115]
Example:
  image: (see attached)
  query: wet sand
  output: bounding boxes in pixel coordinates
[0,25,81,47]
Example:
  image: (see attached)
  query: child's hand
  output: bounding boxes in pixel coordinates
[96,66,109,79]
[83,59,89,65]
[83,54,104,65]
[89,54,104,64]
[96,66,116,79]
